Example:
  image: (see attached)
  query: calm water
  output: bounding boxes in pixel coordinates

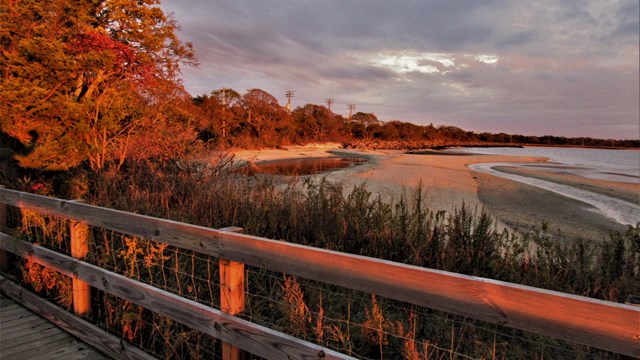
[451,147,640,225]
[448,147,640,183]
[247,157,367,176]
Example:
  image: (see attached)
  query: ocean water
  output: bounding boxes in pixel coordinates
[449,147,640,226]
[448,147,639,183]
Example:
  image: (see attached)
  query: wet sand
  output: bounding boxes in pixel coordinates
[493,166,640,205]
[229,144,636,242]
[475,172,629,241]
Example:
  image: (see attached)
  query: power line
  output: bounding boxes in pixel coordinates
[325,98,334,112]
[285,90,295,112]
[347,104,356,120]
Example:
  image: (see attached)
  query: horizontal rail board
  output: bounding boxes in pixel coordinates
[0,234,351,360]
[0,189,223,256]
[1,188,639,357]
[0,275,154,360]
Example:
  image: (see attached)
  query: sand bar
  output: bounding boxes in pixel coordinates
[230,144,635,241]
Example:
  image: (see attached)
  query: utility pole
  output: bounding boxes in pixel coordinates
[221,88,228,138]
[347,104,356,120]
[285,90,294,113]
[325,98,334,112]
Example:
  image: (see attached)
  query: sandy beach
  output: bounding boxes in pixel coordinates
[230,144,637,242]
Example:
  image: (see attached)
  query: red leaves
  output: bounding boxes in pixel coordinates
[66,30,158,86]
[66,31,137,71]
[68,31,131,58]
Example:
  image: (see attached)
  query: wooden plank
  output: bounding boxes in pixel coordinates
[70,216,91,316]
[1,314,48,334]
[1,302,27,312]
[0,185,6,271]
[0,289,109,360]
[2,331,71,358]
[219,226,246,360]
[49,348,99,360]
[0,188,222,256]
[1,313,42,328]
[0,293,15,306]
[0,239,353,360]
[5,336,96,360]
[2,320,53,339]
[38,338,105,360]
[2,238,350,360]
[2,233,640,357]
[1,303,32,317]
[1,321,56,343]
[220,233,640,358]
[2,322,67,350]
[220,259,245,360]
[1,189,639,357]
[49,346,104,360]
[1,314,53,335]
[0,276,157,360]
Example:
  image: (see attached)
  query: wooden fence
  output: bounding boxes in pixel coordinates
[0,187,638,359]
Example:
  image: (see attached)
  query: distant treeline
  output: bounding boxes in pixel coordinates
[193,88,639,149]
[2,0,636,176]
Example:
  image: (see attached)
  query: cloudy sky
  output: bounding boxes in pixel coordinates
[160,0,639,139]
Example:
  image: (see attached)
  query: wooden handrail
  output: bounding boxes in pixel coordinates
[0,233,350,360]
[0,188,638,357]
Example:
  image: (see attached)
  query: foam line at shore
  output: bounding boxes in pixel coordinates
[469,163,640,226]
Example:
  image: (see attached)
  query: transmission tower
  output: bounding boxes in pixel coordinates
[325,98,334,112]
[285,90,295,112]
[347,104,356,120]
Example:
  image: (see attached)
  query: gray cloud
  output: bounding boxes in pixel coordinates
[162,0,639,139]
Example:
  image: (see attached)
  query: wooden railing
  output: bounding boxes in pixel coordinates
[0,187,638,359]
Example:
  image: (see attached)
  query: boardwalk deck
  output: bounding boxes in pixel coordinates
[0,292,109,360]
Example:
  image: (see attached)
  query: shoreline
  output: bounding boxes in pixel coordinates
[228,144,636,242]
[493,166,639,205]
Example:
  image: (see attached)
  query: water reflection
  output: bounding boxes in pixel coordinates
[242,157,367,176]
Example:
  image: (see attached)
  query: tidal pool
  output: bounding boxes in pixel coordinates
[244,157,367,176]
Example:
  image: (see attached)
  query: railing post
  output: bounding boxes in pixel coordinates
[70,200,91,316]
[0,185,6,272]
[218,227,245,360]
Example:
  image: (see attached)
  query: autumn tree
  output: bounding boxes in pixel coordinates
[193,88,242,144]
[211,88,241,140]
[0,0,196,171]
[237,88,288,146]
[291,104,346,142]
[348,112,379,139]
[381,121,423,141]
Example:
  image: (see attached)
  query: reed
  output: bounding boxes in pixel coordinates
[10,157,638,359]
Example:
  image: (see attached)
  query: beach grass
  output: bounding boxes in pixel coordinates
[9,156,638,359]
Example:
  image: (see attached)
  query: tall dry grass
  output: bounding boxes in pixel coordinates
[9,156,638,359]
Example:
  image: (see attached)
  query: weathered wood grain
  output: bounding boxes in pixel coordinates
[70,218,91,316]
[219,226,246,360]
[49,346,103,360]
[1,321,56,343]
[0,185,6,271]
[1,188,639,357]
[0,275,156,360]
[0,188,222,256]
[5,336,99,360]
[3,323,66,350]
[0,236,353,360]
[220,259,245,318]
[1,303,32,318]
[2,331,72,358]
[1,313,42,328]
[0,289,110,360]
